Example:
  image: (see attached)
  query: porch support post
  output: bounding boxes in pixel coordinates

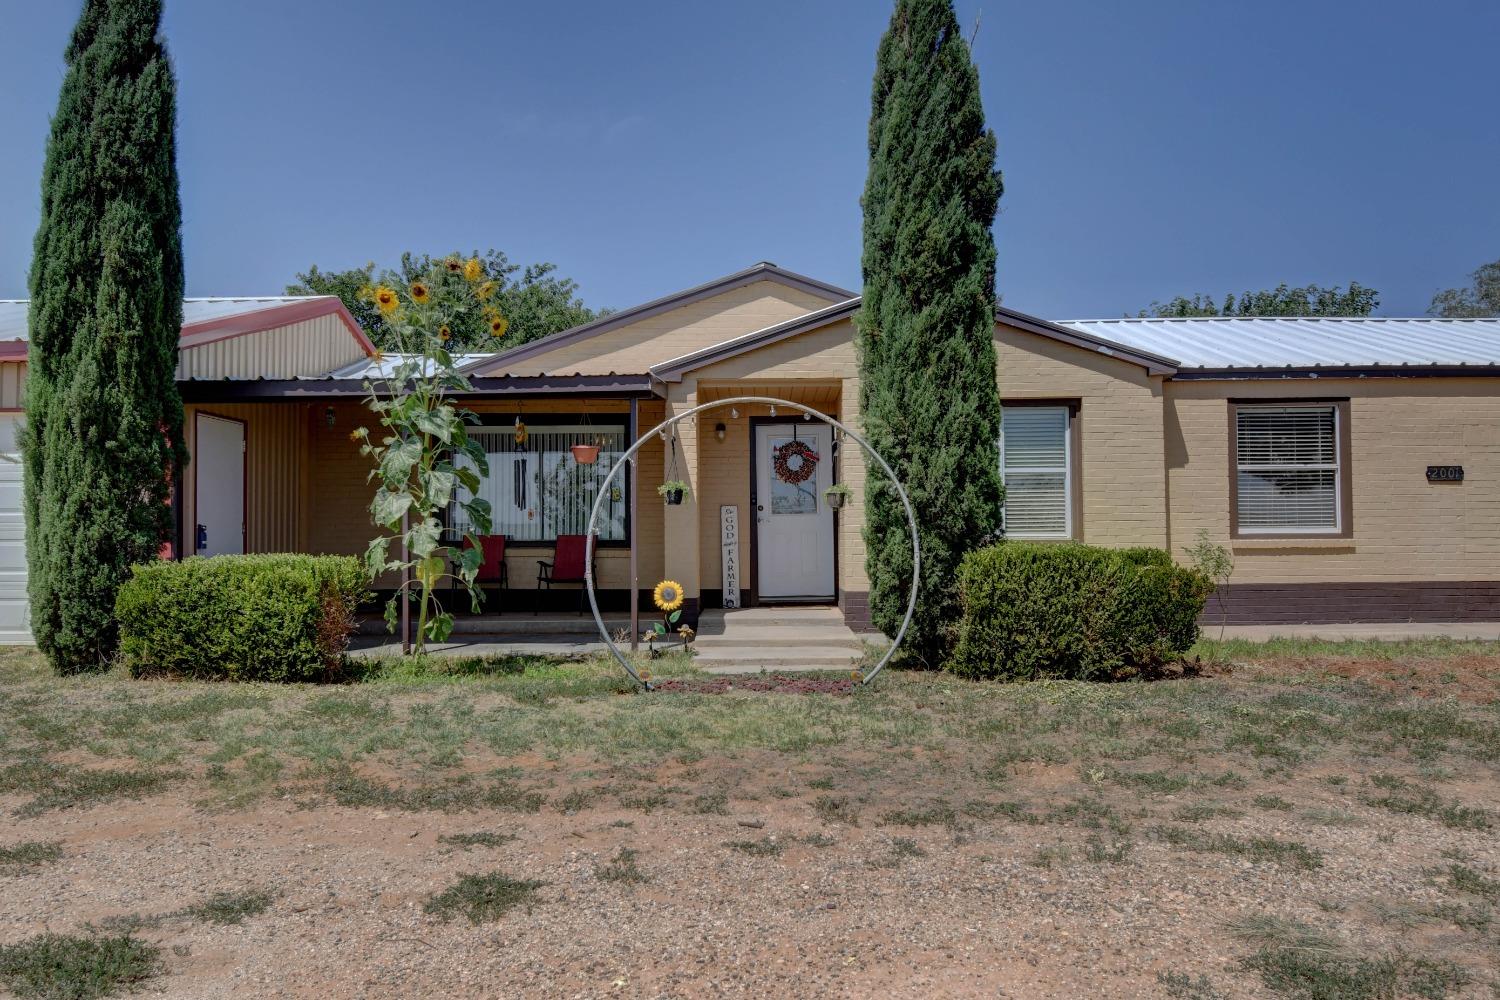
[662,383,701,623]
[629,397,639,652]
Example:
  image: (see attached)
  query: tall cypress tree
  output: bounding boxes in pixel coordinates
[24,0,187,673]
[858,0,1003,663]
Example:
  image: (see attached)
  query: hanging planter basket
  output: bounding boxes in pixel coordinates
[570,443,600,465]
[826,490,847,511]
[663,488,685,506]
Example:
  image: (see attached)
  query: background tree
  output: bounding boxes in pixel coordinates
[24,0,187,673]
[1429,258,1500,317]
[288,249,603,351]
[1140,281,1379,318]
[858,0,1004,663]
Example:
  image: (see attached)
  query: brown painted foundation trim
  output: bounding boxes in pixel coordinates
[839,590,879,633]
[1208,581,1500,625]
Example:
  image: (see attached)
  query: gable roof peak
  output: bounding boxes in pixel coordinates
[462,261,854,375]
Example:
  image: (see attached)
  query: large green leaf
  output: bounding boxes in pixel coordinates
[379,438,423,485]
[371,489,412,529]
[426,611,455,643]
[408,518,443,558]
[423,467,456,508]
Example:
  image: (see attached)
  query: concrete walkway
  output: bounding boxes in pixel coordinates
[1215,622,1500,642]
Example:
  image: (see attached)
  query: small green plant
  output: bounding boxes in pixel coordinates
[657,479,691,503]
[689,791,730,815]
[1185,530,1235,644]
[725,837,783,858]
[596,847,649,884]
[812,795,860,826]
[1156,970,1228,1000]
[1253,795,1294,811]
[1152,826,1323,871]
[438,831,518,851]
[423,872,544,924]
[0,841,63,875]
[186,890,274,926]
[0,933,160,1000]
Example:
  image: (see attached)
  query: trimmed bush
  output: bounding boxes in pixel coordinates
[949,543,1212,681]
[115,555,368,682]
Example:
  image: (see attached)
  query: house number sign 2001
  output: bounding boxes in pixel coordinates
[1426,465,1464,483]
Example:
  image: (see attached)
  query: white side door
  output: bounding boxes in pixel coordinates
[754,422,835,600]
[194,413,244,557]
[0,414,31,642]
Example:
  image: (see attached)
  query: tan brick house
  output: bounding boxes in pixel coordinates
[3,263,1499,642]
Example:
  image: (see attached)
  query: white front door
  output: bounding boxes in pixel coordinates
[194,413,244,557]
[754,422,835,600]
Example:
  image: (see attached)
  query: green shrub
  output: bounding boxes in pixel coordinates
[115,555,368,682]
[949,543,1211,680]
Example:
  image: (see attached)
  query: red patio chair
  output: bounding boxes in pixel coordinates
[536,533,597,615]
[462,534,509,613]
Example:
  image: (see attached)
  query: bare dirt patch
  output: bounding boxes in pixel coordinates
[1,648,1498,998]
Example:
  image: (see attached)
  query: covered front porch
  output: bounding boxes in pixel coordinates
[177,371,873,646]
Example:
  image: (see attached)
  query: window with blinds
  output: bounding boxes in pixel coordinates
[1000,406,1071,539]
[451,423,629,543]
[1235,404,1340,533]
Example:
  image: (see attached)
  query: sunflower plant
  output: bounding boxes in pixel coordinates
[355,257,513,651]
[642,580,692,658]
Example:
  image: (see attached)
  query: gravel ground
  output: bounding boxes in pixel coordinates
[3,757,1497,998]
[1,651,1498,998]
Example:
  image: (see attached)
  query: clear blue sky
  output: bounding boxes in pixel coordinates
[1,0,1495,318]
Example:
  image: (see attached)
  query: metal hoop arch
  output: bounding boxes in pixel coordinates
[584,396,920,689]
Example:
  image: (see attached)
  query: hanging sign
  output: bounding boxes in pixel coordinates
[720,505,740,608]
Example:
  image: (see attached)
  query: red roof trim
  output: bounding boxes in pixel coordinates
[178,298,375,354]
[0,340,27,361]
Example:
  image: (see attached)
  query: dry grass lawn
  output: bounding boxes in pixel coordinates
[1,639,1498,998]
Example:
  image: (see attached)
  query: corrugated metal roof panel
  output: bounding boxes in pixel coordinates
[0,296,327,343]
[1057,316,1500,370]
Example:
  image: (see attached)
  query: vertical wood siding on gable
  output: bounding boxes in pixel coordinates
[177,313,366,381]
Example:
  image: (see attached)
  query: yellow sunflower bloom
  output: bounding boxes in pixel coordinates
[443,257,463,274]
[409,281,431,304]
[476,279,497,301]
[374,285,399,314]
[438,325,451,341]
[653,580,684,612]
[489,315,510,338]
[463,257,483,282]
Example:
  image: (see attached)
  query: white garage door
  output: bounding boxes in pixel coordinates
[0,414,31,644]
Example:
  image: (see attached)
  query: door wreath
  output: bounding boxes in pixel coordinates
[773,439,820,484]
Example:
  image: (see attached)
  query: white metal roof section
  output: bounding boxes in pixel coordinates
[0,296,336,343]
[324,353,495,380]
[1057,316,1500,370]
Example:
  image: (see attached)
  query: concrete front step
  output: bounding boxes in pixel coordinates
[694,646,862,672]
[693,627,864,648]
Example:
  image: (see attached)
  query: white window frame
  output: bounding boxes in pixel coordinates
[1233,403,1342,536]
[999,405,1073,540]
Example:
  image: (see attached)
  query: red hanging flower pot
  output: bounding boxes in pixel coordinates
[570,444,600,465]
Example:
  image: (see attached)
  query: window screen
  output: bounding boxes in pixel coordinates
[1000,406,1071,539]
[1235,405,1339,533]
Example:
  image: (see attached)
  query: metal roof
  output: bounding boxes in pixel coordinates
[1057,316,1500,371]
[0,296,341,343]
[325,353,496,380]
